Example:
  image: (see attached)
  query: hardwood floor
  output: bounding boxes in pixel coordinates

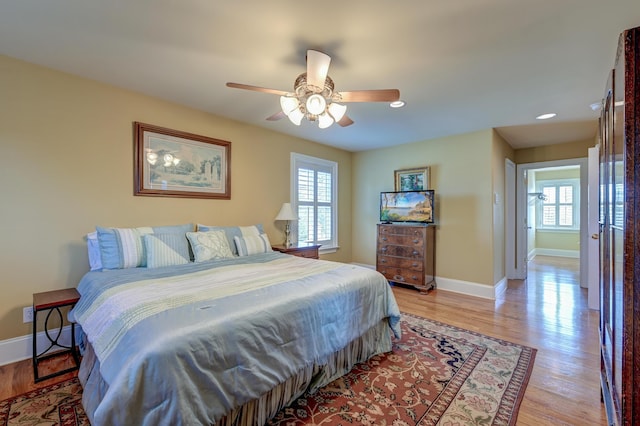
[0,255,605,424]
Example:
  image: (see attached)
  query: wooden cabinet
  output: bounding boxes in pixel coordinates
[271,244,320,259]
[599,26,640,426]
[376,223,435,293]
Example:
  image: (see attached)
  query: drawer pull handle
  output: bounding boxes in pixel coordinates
[412,263,418,267]
[381,247,387,253]
[412,276,418,280]
[413,239,419,243]
[412,251,419,256]
[393,275,404,281]
[381,259,387,263]
[382,237,387,241]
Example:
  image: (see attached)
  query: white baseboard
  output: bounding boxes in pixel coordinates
[533,248,580,258]
[351,262,504,300]
[436,276,504,300]
[0,325,73,367]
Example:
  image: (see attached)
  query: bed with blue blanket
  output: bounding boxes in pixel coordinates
[70,251,401,425]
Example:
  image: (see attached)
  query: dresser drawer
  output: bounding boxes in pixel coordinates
[377,255,423,271]
[377,267,424,286]
[377,234,424,247]
[378,244,423,258]
[378,225,426,238]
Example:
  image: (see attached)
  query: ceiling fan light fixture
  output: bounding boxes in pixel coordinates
[287,107,304,125]
[318,112,334,129]
[327,102,347,121]
[306,94,326,115]
[280,96,299,115]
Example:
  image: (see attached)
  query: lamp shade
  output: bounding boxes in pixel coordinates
[275,203,297,221]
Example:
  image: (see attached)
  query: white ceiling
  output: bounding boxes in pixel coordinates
[1,1,637,152]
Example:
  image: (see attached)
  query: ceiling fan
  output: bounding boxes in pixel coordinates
[226,50,401,129]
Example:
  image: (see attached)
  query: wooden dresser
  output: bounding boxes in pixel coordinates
[376,223,435,293]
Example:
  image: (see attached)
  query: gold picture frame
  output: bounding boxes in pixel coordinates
[134,122,231,199]
[394,167,430,191]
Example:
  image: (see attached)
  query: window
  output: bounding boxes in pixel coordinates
[537,179,579,230]
[291,153,338,251]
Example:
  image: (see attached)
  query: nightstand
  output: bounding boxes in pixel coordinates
[32,288,81,382]
[272,244,321,259]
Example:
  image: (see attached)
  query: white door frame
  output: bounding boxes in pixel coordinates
[515,158,589,287]
[505,159,517,278]
[587,146,600,310]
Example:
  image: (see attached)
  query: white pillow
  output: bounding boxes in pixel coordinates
[186,230,235,262]
[234,233,273,257]
[86,232,102,271]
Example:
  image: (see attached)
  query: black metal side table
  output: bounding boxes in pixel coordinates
[32,288,80,382]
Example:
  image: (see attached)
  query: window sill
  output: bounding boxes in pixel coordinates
[319,246,339,254]
[536,228,579,233]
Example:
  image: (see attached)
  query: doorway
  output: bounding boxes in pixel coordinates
[511,158,589,290]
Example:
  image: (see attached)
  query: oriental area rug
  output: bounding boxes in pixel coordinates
[0,313,536,426]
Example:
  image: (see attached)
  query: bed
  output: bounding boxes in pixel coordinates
[70,245,401,425]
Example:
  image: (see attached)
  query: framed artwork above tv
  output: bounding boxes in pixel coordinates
[394,167,429,191]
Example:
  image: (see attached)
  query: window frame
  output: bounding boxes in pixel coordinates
[290,153,338,253]
[536,178,580,231]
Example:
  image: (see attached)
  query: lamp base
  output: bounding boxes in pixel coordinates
[284,222,292,248]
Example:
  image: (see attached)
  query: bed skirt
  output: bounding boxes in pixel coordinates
[78,319,393,426]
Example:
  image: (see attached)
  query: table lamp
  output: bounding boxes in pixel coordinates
[275,202,297,248]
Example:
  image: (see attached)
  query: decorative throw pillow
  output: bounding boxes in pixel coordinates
[186,230,235,262]
[96,223,193,269]
[144,233,190,268]
[234,233,273,257]
[196,224,264,256]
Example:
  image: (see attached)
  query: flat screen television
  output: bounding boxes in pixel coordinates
[380,190,434,223]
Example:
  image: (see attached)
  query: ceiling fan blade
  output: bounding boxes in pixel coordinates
[306,50,331,92]
[226,82,288,96]
[337,115,354,127]
[338,89,400,103]
[266,111,286,121]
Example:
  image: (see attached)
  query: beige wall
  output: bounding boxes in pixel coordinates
[535,231,580,251]
[515,138,593,163]
[352,129,497,287]
[0,55,353,341]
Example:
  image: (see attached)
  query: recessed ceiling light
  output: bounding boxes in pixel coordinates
[536,113,557,120]
[390,100,405,108]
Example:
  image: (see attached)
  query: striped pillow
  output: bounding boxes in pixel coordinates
[144,233,190,268]
[234,233,272,257]
[96,226,154,269]
[96,224,193,269]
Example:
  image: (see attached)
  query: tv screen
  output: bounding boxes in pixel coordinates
[380,190,434,223]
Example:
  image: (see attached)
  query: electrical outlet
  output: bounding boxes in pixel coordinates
[23,306,33,323]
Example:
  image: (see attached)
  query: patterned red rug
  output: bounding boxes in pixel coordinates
[0,313,535,425]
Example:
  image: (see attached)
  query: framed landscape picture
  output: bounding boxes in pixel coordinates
[134,122,231,199]
[394,167,429,191]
